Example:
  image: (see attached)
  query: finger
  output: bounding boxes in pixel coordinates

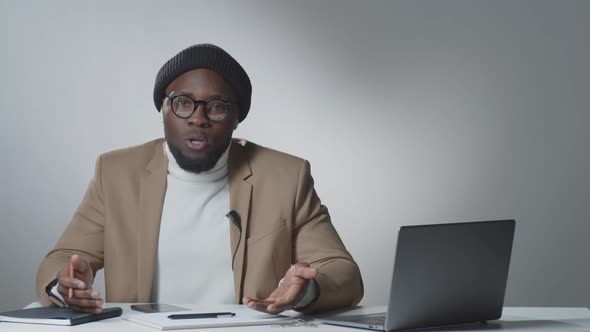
[58,257,91,285]
[243,295,280,305]
[56,266,71,280]
[291,264,318,280]
[73,288,102,300]
[266,303,289,313]
[267,283,305,311]
[57,282,101,302]
[245,299,273,307]
[67,297,104,309]
[243,297,273,307]
[70,255,91,274]
[281,274,308,288]
[57,277,86,290]
[57,280,86,299]
[244,299,276,314]
[65,293,103,310]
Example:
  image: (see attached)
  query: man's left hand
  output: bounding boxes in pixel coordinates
[242,262,318,314]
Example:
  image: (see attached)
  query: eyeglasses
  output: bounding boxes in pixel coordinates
[164,94,237,121]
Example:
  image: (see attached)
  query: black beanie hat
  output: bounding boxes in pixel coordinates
[153,43,252,123]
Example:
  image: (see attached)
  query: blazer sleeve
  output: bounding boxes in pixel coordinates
[292,160,364,313]
[36,156,106,306]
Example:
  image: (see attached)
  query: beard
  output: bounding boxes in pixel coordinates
[166,138,230,174]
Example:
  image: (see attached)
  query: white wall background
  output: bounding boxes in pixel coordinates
[1,0,589,311]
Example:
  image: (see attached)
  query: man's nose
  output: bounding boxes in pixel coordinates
[188,104,210,127]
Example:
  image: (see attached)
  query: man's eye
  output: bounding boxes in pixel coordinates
[208,101,227,111]
[175,99,191,107]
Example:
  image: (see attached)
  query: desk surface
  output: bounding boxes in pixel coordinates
[1,304,589,331]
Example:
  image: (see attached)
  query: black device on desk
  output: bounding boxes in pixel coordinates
[130,303,190,313]
[0,306,122,326]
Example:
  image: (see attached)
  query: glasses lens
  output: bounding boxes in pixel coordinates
[171,96,195,118]
[206,100,229,121]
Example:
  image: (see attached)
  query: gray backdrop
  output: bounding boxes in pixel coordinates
[1,0,589,311]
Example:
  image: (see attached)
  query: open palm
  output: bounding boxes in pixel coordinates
[243,263,317,314]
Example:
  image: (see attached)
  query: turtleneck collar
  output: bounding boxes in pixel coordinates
[164,141,230,182]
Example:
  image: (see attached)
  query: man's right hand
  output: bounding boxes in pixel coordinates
[56,254,103,313]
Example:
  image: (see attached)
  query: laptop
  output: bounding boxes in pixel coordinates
[318,219,515,331]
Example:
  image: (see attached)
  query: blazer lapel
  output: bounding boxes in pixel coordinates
[228,139,253,303]
[137,140,168,302]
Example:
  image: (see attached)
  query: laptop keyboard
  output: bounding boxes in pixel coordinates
[333,313,385,326]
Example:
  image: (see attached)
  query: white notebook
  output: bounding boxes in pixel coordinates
[123,308,293,330]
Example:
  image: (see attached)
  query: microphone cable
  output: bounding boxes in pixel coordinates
[226,210,242,270]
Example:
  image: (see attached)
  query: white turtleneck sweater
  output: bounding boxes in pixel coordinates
[150,142,235,304]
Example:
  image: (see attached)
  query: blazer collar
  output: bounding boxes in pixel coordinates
[137,139,168,302]
[227,139,253,303]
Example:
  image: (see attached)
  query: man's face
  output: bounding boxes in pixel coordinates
[162,68,239,173]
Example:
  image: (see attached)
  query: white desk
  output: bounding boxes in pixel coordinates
[1,304,589,331]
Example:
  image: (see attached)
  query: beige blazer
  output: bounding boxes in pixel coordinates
[36,138,363,313]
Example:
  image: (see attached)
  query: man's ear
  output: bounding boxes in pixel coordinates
[231,112,239,130]
[159,97,168,113]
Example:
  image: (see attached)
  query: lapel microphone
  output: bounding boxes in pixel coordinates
[226,210,242,270]
[226,210,242,232]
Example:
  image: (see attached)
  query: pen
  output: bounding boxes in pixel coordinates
[68,261,73,298]
[168,312,236,320]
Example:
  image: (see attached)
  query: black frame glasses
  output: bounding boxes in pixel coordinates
[165,94,237,121]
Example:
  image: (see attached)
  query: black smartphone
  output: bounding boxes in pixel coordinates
[130,303,190,313]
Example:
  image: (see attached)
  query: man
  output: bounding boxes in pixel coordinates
[36,43,363,314]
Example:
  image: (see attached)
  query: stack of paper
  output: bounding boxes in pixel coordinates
[123,308,294,330]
